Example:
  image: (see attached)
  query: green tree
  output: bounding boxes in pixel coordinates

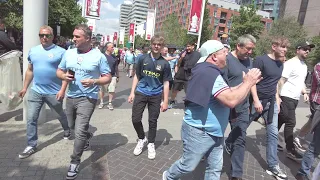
[134,35,149,49]
[307,36,320,68]
[255,17,307,59]
[229,3,264,48]
[0,0,86,36]
[161,14,188,47]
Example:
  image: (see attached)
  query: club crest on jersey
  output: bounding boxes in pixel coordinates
[156,65,161,71]
[48,53,54,58]
[77,57,83,65]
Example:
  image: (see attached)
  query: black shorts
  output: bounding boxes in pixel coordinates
[169,80,174,90]
[173,80,187,92]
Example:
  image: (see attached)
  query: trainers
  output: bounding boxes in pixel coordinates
[19,146,37,159]
[83,132,93,151]
[266,165,287,180]
[66,163,80,180]
[277,144,284,151]
[294,137,306,152]
[63,130,71,140]
[107,103,114,110]
[133,137,147,156]
[162,170,168,180]
[98,103,104,109]
[168,100,176,109]
[224,140,232,155]
[286,149,303,162]
[147,143,156,160]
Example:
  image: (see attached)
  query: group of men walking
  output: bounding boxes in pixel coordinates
[12,20,320,180]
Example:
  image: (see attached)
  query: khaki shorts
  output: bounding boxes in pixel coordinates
[126,63,134,70]
[101,77,117,93]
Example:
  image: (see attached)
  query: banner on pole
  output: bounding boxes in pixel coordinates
[145,9,155,40]
[84,0,101,20]
[113,32,118,46]
[106,35,110,42]
[128,23,135,43]
[119,28,125,45]
[187,0,204,35]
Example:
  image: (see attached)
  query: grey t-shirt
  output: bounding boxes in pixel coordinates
[224,52,252,112]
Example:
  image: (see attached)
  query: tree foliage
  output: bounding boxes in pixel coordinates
[199,1,213,46]
[134,35,149,49]
[0,0,86,36]
[161,14,187,47]
[255,17,307,59]
[229,3,264,48]
[307,36,320,68]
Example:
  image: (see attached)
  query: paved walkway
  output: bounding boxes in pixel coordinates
[0,69,317,180]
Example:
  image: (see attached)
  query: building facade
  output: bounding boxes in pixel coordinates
[119,0,148,36]
[148,0,272,40]
[237,0,280,19]
[119,2,132,35]
[279,0,320,36]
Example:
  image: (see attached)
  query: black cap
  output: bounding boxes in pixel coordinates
[296,41,315,49]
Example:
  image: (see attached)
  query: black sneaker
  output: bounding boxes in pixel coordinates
[286,149,303,162]
[224,140,232,155]
[66,163,80,180]
[277,144,284,151]
[83,132,93,151]
[168,100,176,109]
[266,165,287,180]
[19,146,37,159]
[63,130,71,140]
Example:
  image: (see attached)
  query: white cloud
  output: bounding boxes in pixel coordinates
[102,2,121,12]
[95,18,119,35]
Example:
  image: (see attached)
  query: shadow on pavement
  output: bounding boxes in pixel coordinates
[0,108,22,122]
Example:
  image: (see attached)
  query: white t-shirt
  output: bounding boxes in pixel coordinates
[280,56,308,100]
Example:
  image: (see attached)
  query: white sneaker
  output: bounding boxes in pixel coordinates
[66,164,80,180]
[133,137,147,156]
[294,137,306,152]
[147,143,156,160]
[98,103,104,109]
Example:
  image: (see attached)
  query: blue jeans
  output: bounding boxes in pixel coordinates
[166,121,223,180]
[225,110,250,178]
[297,122,320,177]
[27,89,69,147]
[250,101,279,169]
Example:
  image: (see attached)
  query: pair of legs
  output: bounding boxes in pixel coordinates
[98,77,117,109]
[170,80,187,105]
[132,92,161,143]
[26,89,69,147]
[298,101,319,138]
[278,96,299,151]
[65,97,96,165]
[165,122,223,180]
[126,63,134,77]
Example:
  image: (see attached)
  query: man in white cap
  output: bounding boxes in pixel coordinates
[162,40,262,180]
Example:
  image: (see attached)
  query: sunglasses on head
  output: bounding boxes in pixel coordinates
[39,34,52,38]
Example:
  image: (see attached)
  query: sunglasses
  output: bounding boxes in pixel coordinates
[39,34,53,38]
[301,47,311,52]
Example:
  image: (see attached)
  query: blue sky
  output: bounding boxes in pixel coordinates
[95,0,132,35]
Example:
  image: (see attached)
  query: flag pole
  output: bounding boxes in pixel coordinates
[196,0,206,50]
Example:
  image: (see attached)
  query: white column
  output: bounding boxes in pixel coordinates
[23,0,49,122]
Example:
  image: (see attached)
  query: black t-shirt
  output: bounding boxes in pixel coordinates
[224,52,252,112]
[105,54,118,77]
[175,51,201,81]
[253,54,283,99]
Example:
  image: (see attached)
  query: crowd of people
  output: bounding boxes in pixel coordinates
[2,16,320,180]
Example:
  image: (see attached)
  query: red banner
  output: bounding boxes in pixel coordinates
[129,23,135,43]
[188,0,203,35]
[113,32,118,45]
[106,35,110,42]
[85,0,101,19]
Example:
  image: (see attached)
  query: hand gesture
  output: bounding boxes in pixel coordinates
[19,88,27,98]
[64,71,75,81]
[243,69,262,86]
[128,93,135,104]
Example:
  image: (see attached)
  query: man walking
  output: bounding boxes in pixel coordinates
[163,40,262,180]
[98,42,119,110]
[18,25,70,159]
[169,42,201,107]
[56,24,111,179]
[0,18,16,55]
[223,34,256,180]
[250,37,289,180]
[128,35,172,160]
[125,47,135,78]
[278,42,314,161]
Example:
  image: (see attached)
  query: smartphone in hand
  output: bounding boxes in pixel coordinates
[68,69,75,77]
